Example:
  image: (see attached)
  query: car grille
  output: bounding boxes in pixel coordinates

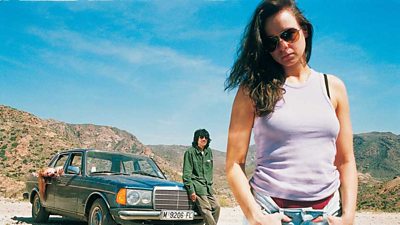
[154,187,194,210]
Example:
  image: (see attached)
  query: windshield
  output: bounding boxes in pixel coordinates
[86,151,165,179]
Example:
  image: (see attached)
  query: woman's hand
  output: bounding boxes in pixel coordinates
[43,168,57,177]
[249,212,291,225]
[39,167,64,178]
[327,215,353,225]
[54,166,64,177]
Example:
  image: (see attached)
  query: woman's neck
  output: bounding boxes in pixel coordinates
[284,65,311,84]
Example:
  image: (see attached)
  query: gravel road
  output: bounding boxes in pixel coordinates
[1,197,399,225]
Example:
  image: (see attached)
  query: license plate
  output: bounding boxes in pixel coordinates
[160,210,194,220]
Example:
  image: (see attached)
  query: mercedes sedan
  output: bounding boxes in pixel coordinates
[24,149,204,225]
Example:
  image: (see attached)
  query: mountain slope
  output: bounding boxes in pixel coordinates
[0,105,148,197]
[354,132,400,179]
[1,105,399,211]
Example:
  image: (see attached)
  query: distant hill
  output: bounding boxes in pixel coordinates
[246,133,400,180]
[0,105,148,197]
[354,132,400,179]
[0,105,203,201]
[357,173,400,212]
[149,134,400,211]
[0,104,399,211]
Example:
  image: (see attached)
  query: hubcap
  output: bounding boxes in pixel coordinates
[90,206,103,225]
[33,196,41,216]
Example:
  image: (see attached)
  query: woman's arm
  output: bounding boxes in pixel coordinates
[328,75,358,225]
[226,87,288,225]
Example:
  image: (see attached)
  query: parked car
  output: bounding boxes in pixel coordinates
[24,149,204,225]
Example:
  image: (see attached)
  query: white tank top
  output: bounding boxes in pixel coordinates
[250,69,340,201]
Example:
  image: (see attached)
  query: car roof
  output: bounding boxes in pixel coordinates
[57,148,150,160]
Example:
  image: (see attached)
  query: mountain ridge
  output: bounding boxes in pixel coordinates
[0,105,398,211]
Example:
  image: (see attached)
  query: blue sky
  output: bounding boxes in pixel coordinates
[0,0,399,151]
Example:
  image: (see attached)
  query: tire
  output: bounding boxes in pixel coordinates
[187,220,205,225]
[88,198,117,225]
[170,221,204,225]
[32,193,50,223]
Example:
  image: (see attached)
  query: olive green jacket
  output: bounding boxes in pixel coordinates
[182,146,214,195]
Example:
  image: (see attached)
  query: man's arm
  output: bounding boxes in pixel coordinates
[182,151,195,196]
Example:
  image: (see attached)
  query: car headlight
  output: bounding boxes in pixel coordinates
[117,188,152,206]
[126,190,141,205]
[140,191,151,204]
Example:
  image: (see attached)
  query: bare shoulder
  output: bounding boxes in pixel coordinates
[233,86,255,111]
[326,74,347,92]
[236,85,251,98]
[229,85,255,132]
[325,74,349,110]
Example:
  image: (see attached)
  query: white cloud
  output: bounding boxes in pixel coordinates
[27,27,233,150]
[28,28,227,90]
[0,55,29,69]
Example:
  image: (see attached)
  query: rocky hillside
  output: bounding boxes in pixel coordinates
[1,105,399,211]
[354,132,400,179]
[0,105,207,201]
[0,105,149,197]
[357,173,400,212]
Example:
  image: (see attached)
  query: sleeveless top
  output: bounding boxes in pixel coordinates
[250,69,340,201]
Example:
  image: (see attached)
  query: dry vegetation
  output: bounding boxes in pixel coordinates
[1,105,399,211]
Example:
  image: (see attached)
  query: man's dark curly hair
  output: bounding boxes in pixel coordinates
[192,129,211,149]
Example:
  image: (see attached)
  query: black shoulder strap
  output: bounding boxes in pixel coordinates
[324,73,330,99]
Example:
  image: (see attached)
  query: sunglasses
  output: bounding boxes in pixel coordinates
[265,28,301,52]
[199,135,208,140]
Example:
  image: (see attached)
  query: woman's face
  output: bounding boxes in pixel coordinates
[264,9,307,68]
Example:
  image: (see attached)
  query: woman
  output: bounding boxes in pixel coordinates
[225,0,357,225]
[35,166,64,201]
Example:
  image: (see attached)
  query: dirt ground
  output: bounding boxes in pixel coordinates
[1,197,399,225]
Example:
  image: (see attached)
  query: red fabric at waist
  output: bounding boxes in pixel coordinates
[271,194,334,209]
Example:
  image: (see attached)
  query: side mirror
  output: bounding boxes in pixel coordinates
[67,166,80,175]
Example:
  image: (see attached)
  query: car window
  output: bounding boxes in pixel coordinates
[85,151,164,178]
[122,160,135,173]
[137,159,158,176]
[67,153,82,175]
[120,159,155,176]
[70,154,82,167]
[54,154,68,168]
[87,157,112,174]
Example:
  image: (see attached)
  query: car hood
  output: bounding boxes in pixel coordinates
[90,175,184,189]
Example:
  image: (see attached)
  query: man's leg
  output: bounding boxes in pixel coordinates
[196,195,217,225]
[207,194,220,223]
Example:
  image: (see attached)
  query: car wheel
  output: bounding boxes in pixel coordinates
[32,194,50,223]
[88,199,117,225]
[189,220,205,225]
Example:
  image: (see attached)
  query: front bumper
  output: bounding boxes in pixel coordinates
[110,209,203,221]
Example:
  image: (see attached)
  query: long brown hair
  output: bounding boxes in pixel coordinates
[225,0,313,116]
